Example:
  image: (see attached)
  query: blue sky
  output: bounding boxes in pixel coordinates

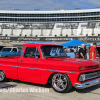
[0,0,100,11]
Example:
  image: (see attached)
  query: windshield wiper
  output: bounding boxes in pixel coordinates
[44,56,67,59]
[44,56,56,58]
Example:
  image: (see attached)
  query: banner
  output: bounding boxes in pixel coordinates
[0,36,100,42]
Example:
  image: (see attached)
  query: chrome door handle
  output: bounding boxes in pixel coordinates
[36,59,39,61]
[20,60,24,61]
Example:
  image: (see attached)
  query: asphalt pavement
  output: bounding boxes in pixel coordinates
[0,80,100,100]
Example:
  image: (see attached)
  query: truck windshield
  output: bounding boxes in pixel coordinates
[41,46,67,58]
[1,48,12,52]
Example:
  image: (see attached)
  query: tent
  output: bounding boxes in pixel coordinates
[61,39,90,47]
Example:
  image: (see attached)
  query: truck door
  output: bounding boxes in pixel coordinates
[18,47,41,84]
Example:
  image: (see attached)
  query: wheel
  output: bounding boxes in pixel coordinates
[0,71,6,82]
[51,73,72,93]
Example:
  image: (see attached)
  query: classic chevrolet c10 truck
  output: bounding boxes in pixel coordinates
[0,43,100,93]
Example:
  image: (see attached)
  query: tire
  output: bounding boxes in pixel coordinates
[0,71,6,82]
[51,73,72,93]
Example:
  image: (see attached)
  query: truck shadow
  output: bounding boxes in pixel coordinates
[75,84,100,94]
[1,79,100,94]
[7,79,51,88]
[0,82,17,89]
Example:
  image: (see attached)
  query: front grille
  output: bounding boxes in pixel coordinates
[87,65,99,69]
[85,71,100,81]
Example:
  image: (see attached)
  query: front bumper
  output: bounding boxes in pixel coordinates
[74,78,100,89]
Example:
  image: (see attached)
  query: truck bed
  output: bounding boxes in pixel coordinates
[0,56,19,80]
[0,56,20,59]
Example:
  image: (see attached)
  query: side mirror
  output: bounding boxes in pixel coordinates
[35,56,39,59]
[35,56,39,60]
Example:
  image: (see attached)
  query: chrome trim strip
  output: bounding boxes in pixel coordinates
[19,67,40,70]
[0,63,76,73]
[19,66,75,73]
[74,78,100,89]
[0,64,17,67]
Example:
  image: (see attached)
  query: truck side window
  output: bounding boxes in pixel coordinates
[24,47,40,58]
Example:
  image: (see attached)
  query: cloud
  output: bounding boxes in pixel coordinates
[72,0,100,7]
[67,0,99,10]
[0,0,99,11]
[87,0,100,5]
[0,0,70,10]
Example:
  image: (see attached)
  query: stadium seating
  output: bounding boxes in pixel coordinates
[78,23,87,29]
[62,29,71,36]
[21,29,31,37]
[86,29,93,36]
[2,29,12,36]
[0,28,99,38]
[13,29,22,36]
[32,29,41,37]
[82,29,88,36]
[42,29,51,36]
[77,29,83,36]
[0,28,1,34]
[94,29,100,36]
[70,29,77,37]
[51,29,61,37]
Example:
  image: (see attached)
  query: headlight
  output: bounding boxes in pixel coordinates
[80,66,85,70]
[79,74,86,82]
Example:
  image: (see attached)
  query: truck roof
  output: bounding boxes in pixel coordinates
[3,47,17,48]
[23,43,63,47]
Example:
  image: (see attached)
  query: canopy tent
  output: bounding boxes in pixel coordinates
[61,39,90,47]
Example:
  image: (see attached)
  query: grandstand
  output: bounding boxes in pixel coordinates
[0,9,100,42]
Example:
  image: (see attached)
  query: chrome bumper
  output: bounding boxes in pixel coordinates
[74,78,100,89]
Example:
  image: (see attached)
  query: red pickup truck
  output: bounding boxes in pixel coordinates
[0,43,100,93]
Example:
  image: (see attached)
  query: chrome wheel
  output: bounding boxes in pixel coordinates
[0,71,5,81]
[52,73,68,92]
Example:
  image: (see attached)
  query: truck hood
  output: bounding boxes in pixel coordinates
[47,57,100,71]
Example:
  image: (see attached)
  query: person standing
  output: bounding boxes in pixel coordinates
[84,46,87,59]
[66,47,68,52]
[89,43,97,60]
[78,44,85,59]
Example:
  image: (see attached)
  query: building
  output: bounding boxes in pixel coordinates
[0,9,100,42]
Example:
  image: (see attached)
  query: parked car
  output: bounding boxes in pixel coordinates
[0,47,21,57]
[0,43,100,93]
